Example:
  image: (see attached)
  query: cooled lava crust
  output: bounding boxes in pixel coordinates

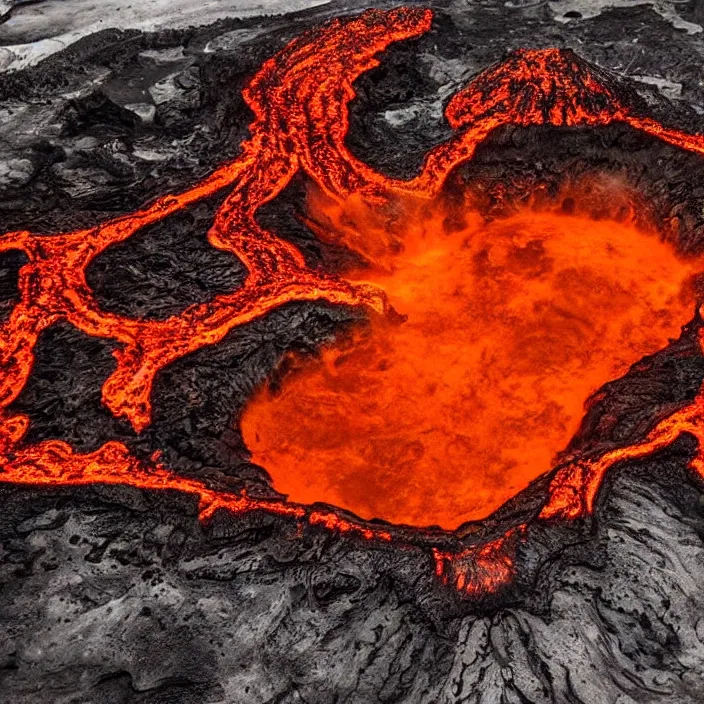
[2,6,704,603]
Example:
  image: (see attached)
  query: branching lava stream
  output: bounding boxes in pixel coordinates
[242,193,703,529]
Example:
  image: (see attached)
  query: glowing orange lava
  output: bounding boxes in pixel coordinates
[242,192,703,529]
[2,7,704,596]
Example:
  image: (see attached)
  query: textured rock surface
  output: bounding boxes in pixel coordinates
[1,2,704,703]
[2,450,704,703]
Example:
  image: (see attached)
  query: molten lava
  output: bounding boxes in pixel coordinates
[2,6,704,595]
[242,192,703,529]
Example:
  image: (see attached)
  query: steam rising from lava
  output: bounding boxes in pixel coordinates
[3,6,704,595]
[242,187,703,529]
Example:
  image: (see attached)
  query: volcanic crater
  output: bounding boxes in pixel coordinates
[4,3,704,701]
[3,5,704,594]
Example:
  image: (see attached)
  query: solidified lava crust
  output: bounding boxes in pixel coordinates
[3,6,704,598]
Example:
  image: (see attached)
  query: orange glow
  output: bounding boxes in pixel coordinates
[241,191,703,529]
[2,7,704,597]
[433,524,526,596]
